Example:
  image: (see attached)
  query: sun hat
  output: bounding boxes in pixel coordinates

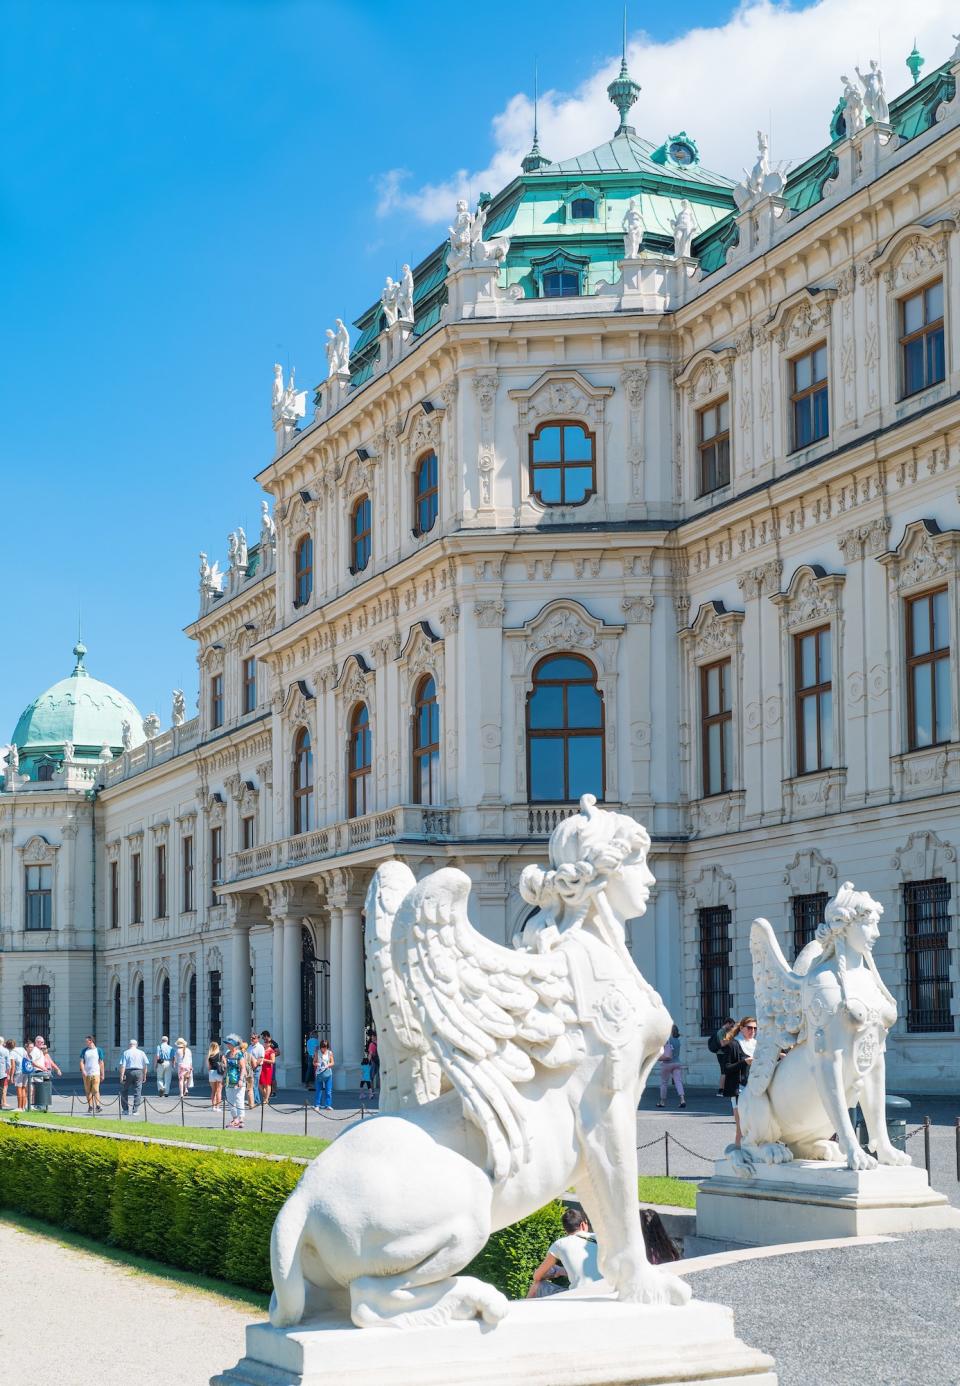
[225,1033,242,1046]
[175,1037,186,1046]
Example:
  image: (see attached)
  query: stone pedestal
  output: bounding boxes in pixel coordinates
[697,1157,960,1246]
[211,1296,776,1386]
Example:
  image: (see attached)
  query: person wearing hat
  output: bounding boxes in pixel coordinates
[174,1037,193,1098]
[120,1038,148,1115]
[223,1034,247,1129]
[0,1037,9,1110]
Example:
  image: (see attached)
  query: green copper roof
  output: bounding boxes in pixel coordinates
[530,131,734,187]
[11,642,144,762]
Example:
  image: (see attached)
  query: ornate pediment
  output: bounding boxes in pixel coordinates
[505,599,623,676]
[681,601,744,660]
[877,519,960,591]
[766,286,836,351]
[771,564,845,629]
[891,829,956,879]
[782,848,837,896]
[508,370,613,427]
[399,402,441,458]
[399,622,443,682]
[17,834,59,865]
[675,347,736,402]
[875,220,954,291]
[205,792,226,826]
[335,653,372,705]
[281,678,315,724]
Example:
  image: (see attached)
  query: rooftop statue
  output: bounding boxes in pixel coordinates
[8,744,18,772]
[121,720,132,752]
[954,31,960,62]
[381,276,399,327]
[856,59,889,124]
[670,199,697,259]
[235,526,248,572]
[840,74,866,135]
[63,740,74,764]
[733,130,788,212]
[227,532,238,569]
[731,882,913,1175]
[171,690,186,727]
[272,363,284,418]
[447,198,510,270]
[268,795,690,1331]
[142,713,161,740]
[274,366,306,425]
[397,263,415,323]
[99,741,114,762]
[325,319,351,378]
[622,199,644,258]
[259,500,276,551]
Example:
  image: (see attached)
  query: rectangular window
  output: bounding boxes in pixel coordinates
[23,984,50,1042]
[791,892,828,958]
[131,851,142,923]
[906,588,951,749]
[790,343,829,450]
[109,859,119,929]
[210,673,224,729]
[155,843,167,918]
[182,834,195,912]
[209,970,222,1042]
[241,815,255,851]
[698,906,732,1036]
[242,657,257,714]
[25,865,52,931]
[904,879,952,1032]
[210,825,223,903]
[900,279,945,398]
[700,659,732,797]
[794,626,833,774]
[697,398,730,496]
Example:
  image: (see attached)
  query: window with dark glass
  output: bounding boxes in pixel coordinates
[542,269,580,297]
[131,851,142,923]
[790,343,829,449]
[210,826,223,903]
[904,879,952,1032]
[348,704,372,818]
[210,673,224,729]
[23,984,50,1045]
[209,970,222,1043]
[182,834,195,912]
[241,815,255,851]
[900,280,945,398]
[294,534,313,607]
[412,675,440,805]
[700,659,732,797]
[113,981,122,1047]
[161,975,171,1037]
[351,495,372,573]
[906,588,951,749]
[292,727,313,835]
[110,860,119,929]
[188,972,197,1046]
[155,843,167,918]
[242,657,257,714]
[136,979,144,1044]
[795,626,832,774]
[698,906,732,1036]
[413,452,438,537]
[697,399,730,495]
[25,865,52,931]
[570,197,595,219]
[791,892,828,957]
[529,422,596,507]
[37,762,55,782]
[527,655,604,803]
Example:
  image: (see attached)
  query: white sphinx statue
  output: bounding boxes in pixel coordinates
[268,795,690,1331]
[733,881,912,1175]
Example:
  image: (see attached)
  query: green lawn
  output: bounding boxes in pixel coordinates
[637,1175,697,1208]
[0,1111,329,1159]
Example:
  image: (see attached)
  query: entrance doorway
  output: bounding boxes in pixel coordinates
[300,926,330,1081]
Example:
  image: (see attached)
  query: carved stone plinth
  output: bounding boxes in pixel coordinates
[211,1296,776,1386]
[697,1158,960,1246]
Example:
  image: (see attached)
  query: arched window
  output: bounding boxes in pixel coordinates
[136,979,145,1045]
[529,421,596,506]
[412,675,440,805]
[294,535,313,607]
[526,654,604,803]
[348,703,372,818]
[570,197,595,220]
[350,495,372,573]
[161,975,171,1038]
[113,981,121,1047]
[188,972,197,1047]
[292,727,313,835]
[413,451,438,537]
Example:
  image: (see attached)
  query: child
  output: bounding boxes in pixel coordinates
[360,1058,372,1092]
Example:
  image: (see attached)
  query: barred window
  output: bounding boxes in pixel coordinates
[209,970,222,1044]
[188,973,197,1047]
[23,984,50,1044]
[698,906,732,1036]
[136,979,144,1044]
[161,975,171,1038]
[791,892,828,957]
[904,879,952,1033]
[113,981,121,1047]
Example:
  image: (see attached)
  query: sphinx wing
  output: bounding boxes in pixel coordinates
[393,867,579,1183]
[748,917,804,1098]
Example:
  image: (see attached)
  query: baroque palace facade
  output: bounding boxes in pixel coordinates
[5,43,960,1091]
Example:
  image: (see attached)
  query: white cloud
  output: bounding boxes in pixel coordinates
[376,0,956,223]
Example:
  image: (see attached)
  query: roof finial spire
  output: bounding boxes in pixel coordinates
[521,58,551,172]
[607,8,641,137]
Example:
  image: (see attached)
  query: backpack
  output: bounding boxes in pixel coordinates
[707,1032,722,1054]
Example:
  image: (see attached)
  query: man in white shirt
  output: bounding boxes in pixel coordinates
[10,1040,28,1111]
[527,1208,603,1298]
[247,1031,265,1107]
[79,1035,105,1114]
[120,1039,148,1114]
[155,1036,173,1096]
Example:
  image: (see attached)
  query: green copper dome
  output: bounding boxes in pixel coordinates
[11,643,145,767]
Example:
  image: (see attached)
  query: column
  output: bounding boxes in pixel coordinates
[282,916,301,1086]
[271,919,284,1058]
[340,903,365,1087]
[328,905,344,1084]
[229,924,251,1037]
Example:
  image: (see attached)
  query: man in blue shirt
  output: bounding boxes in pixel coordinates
[155,1035,173,1095]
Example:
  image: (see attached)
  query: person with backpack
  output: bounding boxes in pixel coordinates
[222,1034,247,1128]
[708,1016,735,1096]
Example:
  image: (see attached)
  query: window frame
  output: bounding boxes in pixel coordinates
[155,842,167,919]
[209,825,223,904]
[791,891,828,957]
[241,815,255,851]
[794,624,833,775]
[699,658,733,798]
[698,906,732,1037]
[182,834,195,913]
[569,196,596,221]
[525,653,606,805]
[905,586,951,751]
[292,726,314,836]
[898,278,945,401]
[131,850,142,924]
[789,341,829,452]
[696,397,731,496]
[210,672,224,729]
[25,864,52,932]
[347,703,372,818]
[412,451,439,538]
[113,980,122,1047]
[209,969,222,1043]
[293,534,313,608]
[411,674,440,806]
[23,984,51,1046]
[109,859,119,929]
[903,878,953,1033]
[242,656,257,714]
[350,494,372,574]
[528,419,598,509]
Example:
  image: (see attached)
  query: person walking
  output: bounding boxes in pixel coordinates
[722,1016,757,1146]
[656,1024,686,1109]
[366,1031,380,1092]
[526,1208,603,1299]
[207,1041,223,1109]
[709,1015,735,1096]
[223,1035,247,1128]
[79,1035,105,1114]
[0,1038,9,1110]
[246,1031,264,1107]
[120,1038,147,1115]
[155,1036,173,1096]
[11,1039,28,1110]
[174,1037,193,1098]
[258,1033,277,1105]
[313,1039,334,1111]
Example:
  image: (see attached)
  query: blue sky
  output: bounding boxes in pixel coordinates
[1,0,950,738]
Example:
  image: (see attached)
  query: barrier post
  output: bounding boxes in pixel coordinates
[304,1102,308,1137]
[70,1094,75,1117]
[180,1096,185,1127]
[664,1130,670,1178]
[260,1098,266,1131]
[923,1116,931,1184]
[222,1095,227,1129]
[142,1092,148,1122]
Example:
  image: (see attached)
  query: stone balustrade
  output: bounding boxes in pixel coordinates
[227,804,455,881]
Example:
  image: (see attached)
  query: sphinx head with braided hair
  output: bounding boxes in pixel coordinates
[518,794,654,938]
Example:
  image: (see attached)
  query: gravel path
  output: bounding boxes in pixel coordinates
[0,1220,253,1386]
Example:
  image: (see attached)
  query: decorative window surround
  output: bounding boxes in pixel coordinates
[680,863,737,1037]
[529,249,591,298]
[509,370,613,523]
[782,846,838,941]
[772,564,846,782]
[873,221,955,410]
[675,348,736,501]
[561,182,603,223]
[680,602,745,834]
[767,288,836,460]
[888,829,960,1032]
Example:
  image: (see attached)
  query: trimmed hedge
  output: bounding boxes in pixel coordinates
[0,1123,301,1292]
[464,1200,565,1300]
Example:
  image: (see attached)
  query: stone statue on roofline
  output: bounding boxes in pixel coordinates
[380,276,399,327]
[272,363,284,419]
[259,500,276,552]
[274,367,305,426]
[397,263,415,323]
[622,198,644,258]
[99,741,113,763]
[172,689,186,727]
[235,526,248,572]
[840,74,866,136]
[855,59,889,124]
[671,199,697,259]
[143,713,161,741]
[733,130,788,212]
[8,744,18,773]
[121,720,132,752]
[325,319,351,378]
[63,740,74,764]
[447,198,510,270]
